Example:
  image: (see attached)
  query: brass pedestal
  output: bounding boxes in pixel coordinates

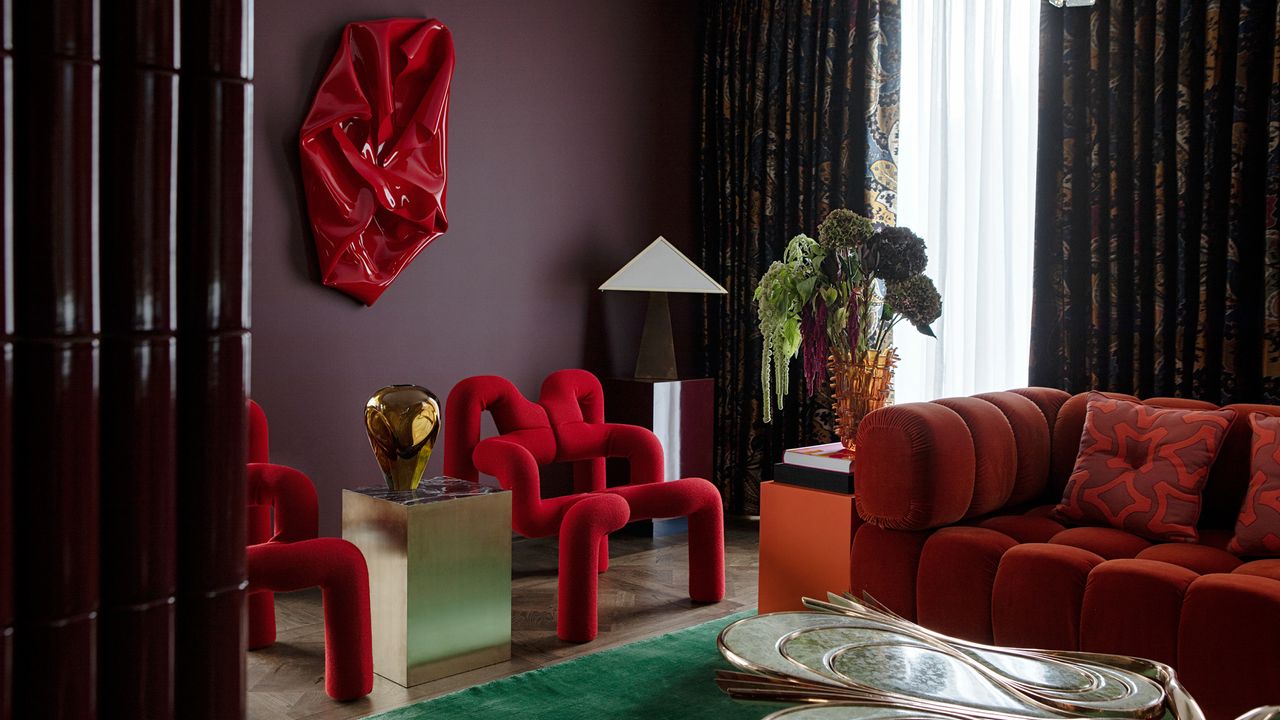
[342,480,512,687]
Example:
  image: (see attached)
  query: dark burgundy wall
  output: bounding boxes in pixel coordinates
[253,0,701,536]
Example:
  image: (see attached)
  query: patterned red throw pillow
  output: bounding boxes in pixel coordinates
[1228,413,1280,556]
[1055,394,1235,542]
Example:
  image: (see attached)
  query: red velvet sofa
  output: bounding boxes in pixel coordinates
[850,389,1280,720]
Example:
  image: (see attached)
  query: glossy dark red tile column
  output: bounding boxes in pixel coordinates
[176,2,253,718]
[97,3,179,717]
[10,1,100,718]
[0,5,12,718]
[6,2,253,717]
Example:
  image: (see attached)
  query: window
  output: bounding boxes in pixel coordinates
[894,0,1041,402]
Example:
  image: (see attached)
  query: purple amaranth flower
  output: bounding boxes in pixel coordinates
[801,299,829,395]
[846,291,861,353]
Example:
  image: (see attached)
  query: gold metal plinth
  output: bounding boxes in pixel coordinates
[342,483,512,687]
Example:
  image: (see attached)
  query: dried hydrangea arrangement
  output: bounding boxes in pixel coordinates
[754,209,941,423]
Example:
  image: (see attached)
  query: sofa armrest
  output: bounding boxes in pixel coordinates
[853,402,976,531]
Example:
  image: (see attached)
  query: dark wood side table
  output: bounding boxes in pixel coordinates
[603,377,715,536]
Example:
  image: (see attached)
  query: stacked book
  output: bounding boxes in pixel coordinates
[773,442,854,494]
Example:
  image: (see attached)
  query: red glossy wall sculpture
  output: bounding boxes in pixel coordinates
[299,19,454,305]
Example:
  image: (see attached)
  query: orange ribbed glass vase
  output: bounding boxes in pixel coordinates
[829,348,897,450]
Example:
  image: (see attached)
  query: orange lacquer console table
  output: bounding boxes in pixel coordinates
[757,480,860,613]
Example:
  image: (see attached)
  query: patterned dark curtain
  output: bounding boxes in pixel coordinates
[1031,0,1280,404]
[698,0,900,514]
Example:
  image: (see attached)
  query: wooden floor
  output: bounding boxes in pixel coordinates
[247,518,760,720]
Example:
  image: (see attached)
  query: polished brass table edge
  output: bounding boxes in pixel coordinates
[377,642,513,688]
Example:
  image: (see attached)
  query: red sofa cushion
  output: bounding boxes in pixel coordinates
[1136,543,1244,575]
[917,527,1017,643]
[1178,573,1280,720]
[1234,558,1280,582]
[1203,404,1280,528]
[1228,413,1280,556]
[992,543,1102,650]
[1080,559,1198,667]
[1049,391,1139,498]
[1049,527,1152,559]
[932,397,1016,517]
[1055,394,1235,542]
[1009,387,1071,437]
[848,388,1280,720]
[973,392,1050,506]
[854,403,976,531]
[977,513,1065,543]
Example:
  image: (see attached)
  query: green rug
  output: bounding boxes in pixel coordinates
[367,611,775,720]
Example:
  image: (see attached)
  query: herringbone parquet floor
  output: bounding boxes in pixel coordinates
[247,518,760,720]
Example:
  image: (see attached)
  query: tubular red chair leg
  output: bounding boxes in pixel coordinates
[609,477,726,603]
[598,536,609,574]
[318,541,373,701]
[248,538,373,700]
[247,590,276,649]
[557,495,630,642]
[687,485,725,603]
[247,503,275,649]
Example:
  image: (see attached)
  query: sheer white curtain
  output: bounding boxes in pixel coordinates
[893,0,1040,403]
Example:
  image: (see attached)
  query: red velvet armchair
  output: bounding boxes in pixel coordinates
[246,401,373,701]
[444,369,725,642]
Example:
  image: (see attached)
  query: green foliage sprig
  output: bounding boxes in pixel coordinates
[755,234,822,423]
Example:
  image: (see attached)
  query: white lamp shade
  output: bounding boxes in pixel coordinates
[598,237,728,294]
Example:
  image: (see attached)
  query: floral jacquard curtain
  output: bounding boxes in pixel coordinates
[699,0,900,514]
[1031,0,1280,404]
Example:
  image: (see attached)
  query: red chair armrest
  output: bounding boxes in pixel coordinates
[247,537,368,593]
[548,422,664,485]
[445,375,554,480]
[247,462,319,543]
[599,424,664,484]
[474,436,560,537]
[473,437,540,493]
[539,369,605,425]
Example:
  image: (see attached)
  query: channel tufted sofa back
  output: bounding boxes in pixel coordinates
[855,389,1279,534]
[848,388,1280,720]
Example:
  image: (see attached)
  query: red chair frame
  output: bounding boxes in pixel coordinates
[246,401,373,700]
[444,369,724,641]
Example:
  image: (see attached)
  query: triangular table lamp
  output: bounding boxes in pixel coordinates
[599,237,728,380]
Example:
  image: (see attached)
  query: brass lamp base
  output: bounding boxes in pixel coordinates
[635,291,678,380]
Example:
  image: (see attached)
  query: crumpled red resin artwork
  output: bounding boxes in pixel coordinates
[300,18,454,305]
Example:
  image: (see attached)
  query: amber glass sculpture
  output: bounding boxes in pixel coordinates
[364,385,441,491]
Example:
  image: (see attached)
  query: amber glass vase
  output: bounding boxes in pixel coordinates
[829,348,897,450]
